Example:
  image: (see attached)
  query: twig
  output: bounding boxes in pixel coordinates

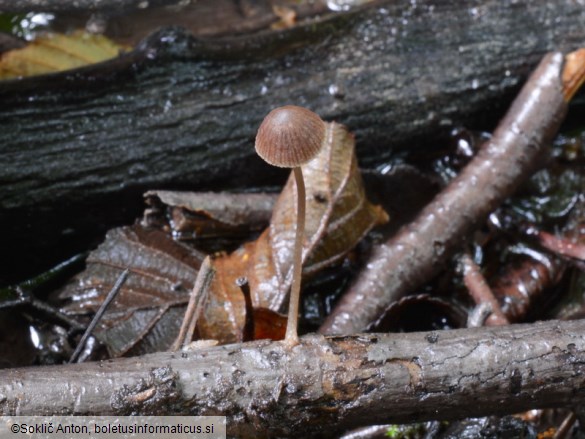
[536,230,585,263]
[460,253,509,326]
[69,269,129,363]
[0,253,87,331]
[339,425,394,439]
[171,256,214,351]
[28,295,86,332]
[2,252,86,295]
[320,52,568,335]
[562,48,585,101]
[554,412,577,439]
[236,277,255,342]
[467,302,493,328]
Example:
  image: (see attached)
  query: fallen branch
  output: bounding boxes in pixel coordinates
[1,319,584,437]
[320,52,568,335]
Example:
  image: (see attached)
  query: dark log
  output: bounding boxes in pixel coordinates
[2,0,585,283]
[0,0,185,12]
[1,320,585,438]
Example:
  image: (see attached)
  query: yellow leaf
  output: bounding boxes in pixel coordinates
[0,31,129,80]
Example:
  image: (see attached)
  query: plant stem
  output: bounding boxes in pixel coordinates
[172,256,214,351]
[284,167,305,346]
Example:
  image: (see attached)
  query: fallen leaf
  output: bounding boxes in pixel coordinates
[57,226,205,357]
[142,190,275,239]
[0,31,129,79]
[250,308,287,341]
[271,6,297,30]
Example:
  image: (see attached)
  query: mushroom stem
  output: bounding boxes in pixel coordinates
[254,105,326,346]
[284,166,306,346]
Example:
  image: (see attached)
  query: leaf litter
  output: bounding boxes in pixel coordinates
[55,121,388,354]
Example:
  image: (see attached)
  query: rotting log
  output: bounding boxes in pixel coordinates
[1,320,584,438]
[2,0,585,283]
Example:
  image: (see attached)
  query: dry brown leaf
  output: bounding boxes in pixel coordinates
[271,6,297,30]
[563,48,585,101]
[197,122,389,342]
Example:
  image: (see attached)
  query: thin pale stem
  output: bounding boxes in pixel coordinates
[284,167,305,346]
[172,256,214,351]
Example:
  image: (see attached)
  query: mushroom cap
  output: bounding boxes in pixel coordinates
[255,105,326,168]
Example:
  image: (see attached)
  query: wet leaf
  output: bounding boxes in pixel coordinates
[0,30,128,79]
[57,226,205,357]
[237,276,287,342]
[198,122,389,342]
[509,168,583,223]
[250,308,287,341]
[490,252,565,322]
[142,190,275,239]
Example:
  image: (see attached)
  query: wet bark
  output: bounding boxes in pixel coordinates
[2,0,585,283]
[1,319,584,438]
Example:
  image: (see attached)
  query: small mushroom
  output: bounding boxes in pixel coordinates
[255,105,326,346]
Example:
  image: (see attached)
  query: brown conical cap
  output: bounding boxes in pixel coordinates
[255,105,326,168]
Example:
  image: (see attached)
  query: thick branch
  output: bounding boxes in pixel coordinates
[1,320,585,438]
[320,52,568,335]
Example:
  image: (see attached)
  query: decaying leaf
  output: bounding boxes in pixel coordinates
[238,276,287,343]
[249,308,287,341]
[271,6,297,30]
[197,122,389,342]
[0,31,128,79]
[142,190,276,239]
[57,226,205,357]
